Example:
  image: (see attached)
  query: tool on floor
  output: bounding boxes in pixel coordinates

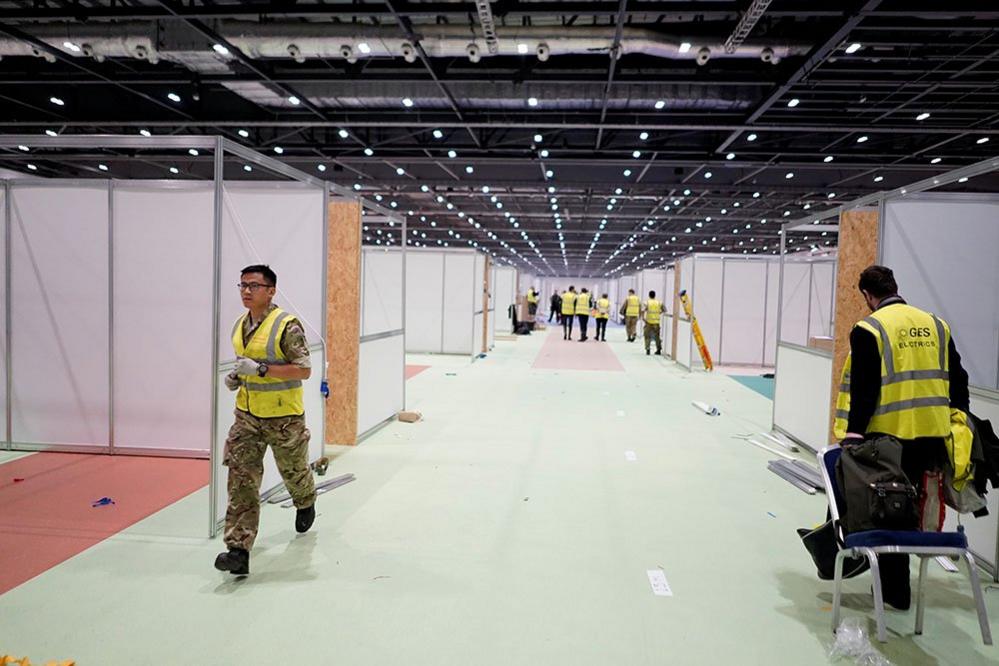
[691,401,721,416]
[767,459,824,494]
[281,476,355,508]
[767,461,818,494]
[758,431,799,453]
[678,290,714,371]
[267,473,356,504]
[91,496,116,508]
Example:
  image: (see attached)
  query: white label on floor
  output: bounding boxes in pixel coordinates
[616,410,626,417]
[647,569,673,597]
[624,450,637,461]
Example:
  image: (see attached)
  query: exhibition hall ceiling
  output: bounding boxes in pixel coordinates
[1,1,997,275]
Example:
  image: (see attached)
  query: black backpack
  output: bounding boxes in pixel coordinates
[836,436,918,533]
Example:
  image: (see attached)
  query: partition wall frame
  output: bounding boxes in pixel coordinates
[0,134,330,538]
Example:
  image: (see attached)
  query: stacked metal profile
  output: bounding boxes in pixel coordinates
[768,459,824,495]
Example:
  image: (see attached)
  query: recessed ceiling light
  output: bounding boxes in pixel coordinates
[874,175,884,182]
[976,137,989,144]
[930,157,941,164]
[823,155,834,163]
[623,169,632,177]
[273,146,284,154]
[63,41,81,53]
[785,172,794,179]
[654,100,665,110]
[447,150,457,158]
[704,171,713,179]
[827,192,836,198]
[213,43,230,56]
[168,92,181,103]
[517,43,529,54]
[958,177,969,183]
[752,191,760,198]
[402,97,414,107]
[169,167,179,174]
[17,144,28,152]
[238,129,250,138]
[527,97,538,107]
[188,148,199,156]
[364,147,374,156]
[679,42,692,53]
[726,152,735,160]
[639,131,649,141]
[632,150,642,159]
[353,183,362,191]
[357,42,371,54]
[432,129,443,139]
[97,163,109,171]
[916,112,930,121]
[26,164,38,171]
[747,133,757,141]
[288,95,301,105]
[139,129,151,137]
[49,96,65,106]
[540,149,549,158]
[856,135,869,143]
[465,165,474,174]
[43,129,57,137]
[787,98,800,108]
[845,42,862,54]
[546,169,554,178]
[243,165,252,172]
[395,167,405,175]
[533,133,543,143]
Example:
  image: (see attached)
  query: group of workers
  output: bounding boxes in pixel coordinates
[529,286,666,355]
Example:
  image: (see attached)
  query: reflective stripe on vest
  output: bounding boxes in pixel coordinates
[625,295,640,317]
[645,299,663,325]
[596,298,610,318]
[832,304,950,440]
[575,294,592,315]
[561,292,576,314]
[232,308,305,418]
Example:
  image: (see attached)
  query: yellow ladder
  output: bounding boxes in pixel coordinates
[679,290,714,371]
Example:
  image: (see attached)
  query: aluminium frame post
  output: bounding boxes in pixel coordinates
[208,137,224,538]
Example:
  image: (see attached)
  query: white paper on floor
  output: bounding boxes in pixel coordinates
[647,569,673,597]
[625,450,637,461]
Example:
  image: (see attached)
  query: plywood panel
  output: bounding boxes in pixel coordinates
[829,208,879,440]
[326,199,362,445]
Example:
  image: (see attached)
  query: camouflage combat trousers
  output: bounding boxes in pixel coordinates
[223,409,317,551]
[644,321,662,353]
[625,316,638,340]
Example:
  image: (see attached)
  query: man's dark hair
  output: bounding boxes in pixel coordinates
[858,265,897,299]
[241,264,277,287]
[569,284,575,291]
[628,288,635,294]
[649,290,656,298]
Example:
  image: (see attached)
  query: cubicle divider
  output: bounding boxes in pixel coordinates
[0,135,329,538]
[359,243,405,438]
[494,266,518,333]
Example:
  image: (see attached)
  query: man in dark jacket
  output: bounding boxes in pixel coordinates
[835,265,969,610]
[549,290,562,323]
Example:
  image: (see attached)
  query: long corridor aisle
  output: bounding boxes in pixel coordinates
[1,328,995,665]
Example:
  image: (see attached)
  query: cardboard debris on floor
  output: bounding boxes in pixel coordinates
[398,411,423,423]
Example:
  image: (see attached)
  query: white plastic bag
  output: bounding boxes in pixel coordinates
[829,618,892,666]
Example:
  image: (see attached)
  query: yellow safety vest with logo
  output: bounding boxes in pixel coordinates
[596,298,610,319]
[561,291,576,315]
[625,294,641,317]
[232,307,305,418]
[575,293,592,315]
[644,299,663,325]
[833,303,950,441]
[527,289,538,304]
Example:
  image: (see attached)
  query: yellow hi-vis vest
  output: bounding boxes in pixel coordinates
[527,289,538,304]
[645,299,663,325]
[596,298,610,319]
[575,293,592,315]
[561,291,576,315]
[232,308,305,418]
[833,303,950,441]
[625,294,640,317]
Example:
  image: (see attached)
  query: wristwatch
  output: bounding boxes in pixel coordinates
[257,362,269,377]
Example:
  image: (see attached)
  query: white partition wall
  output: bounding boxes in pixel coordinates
[772,343,834,451]
[778,255,837,348]
[358,247,405,437]
[676,256,694,369]
[403,248,482,356]
[494,266,518,332]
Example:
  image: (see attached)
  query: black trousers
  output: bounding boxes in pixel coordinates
[877,437,948,605]
[549,306,559,323]
[595,318,608,340]
[562,314,574,338]
[577,314,589,339]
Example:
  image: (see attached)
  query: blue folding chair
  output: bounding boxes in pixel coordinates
[818,445,993,644]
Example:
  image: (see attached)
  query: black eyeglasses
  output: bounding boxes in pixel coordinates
[237,282,273,292]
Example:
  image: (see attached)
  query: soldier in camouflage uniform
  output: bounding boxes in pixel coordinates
[214,264,317,576]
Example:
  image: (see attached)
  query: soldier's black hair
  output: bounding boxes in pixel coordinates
[241,264,277,287]
[858,265,897,299]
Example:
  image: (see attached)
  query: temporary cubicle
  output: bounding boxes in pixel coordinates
[402,247,494,357]
[0,135,328,537]
[770,154,999,578]
[494,266,519,333]
[673,254,791,370]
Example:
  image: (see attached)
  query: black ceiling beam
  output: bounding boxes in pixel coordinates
[594,0,629,150]
[714,0,883,155]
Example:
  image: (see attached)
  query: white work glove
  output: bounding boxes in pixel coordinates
[224,371,241,392]
[234,357,261,377]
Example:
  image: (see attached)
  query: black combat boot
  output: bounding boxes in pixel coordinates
[655,350,662,355]
[214,547,249,575]
[296,504,316,533]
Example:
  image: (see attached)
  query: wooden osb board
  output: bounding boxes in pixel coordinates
[828,208,880,440]
[325,199,362,446]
